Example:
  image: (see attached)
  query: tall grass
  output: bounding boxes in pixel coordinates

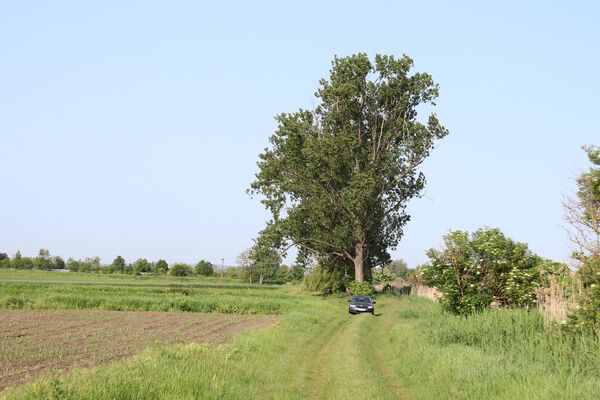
[384,296,600,399]
[423,305,600,377]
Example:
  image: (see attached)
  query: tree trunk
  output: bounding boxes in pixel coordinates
[249,267,253,284]
[354,239,366,282]
[259,271,264,285]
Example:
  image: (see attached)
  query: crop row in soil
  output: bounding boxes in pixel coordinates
[0,309,277,391]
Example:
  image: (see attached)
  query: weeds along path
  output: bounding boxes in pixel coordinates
[308,298,406,400]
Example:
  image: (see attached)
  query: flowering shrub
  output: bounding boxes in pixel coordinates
[420,227,548,315]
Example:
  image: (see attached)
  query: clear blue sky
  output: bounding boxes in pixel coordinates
[1,1,599,267]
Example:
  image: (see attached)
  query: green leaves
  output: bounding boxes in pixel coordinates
[421,227,545,315]
[250,54,448,282]
[195,260,214,276]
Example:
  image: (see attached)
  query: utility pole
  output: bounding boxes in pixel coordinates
[221,258,224,284]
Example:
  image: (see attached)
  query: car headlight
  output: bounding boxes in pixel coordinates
[349,304,356,308]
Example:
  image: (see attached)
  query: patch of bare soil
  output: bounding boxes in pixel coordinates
[0,309,277,391]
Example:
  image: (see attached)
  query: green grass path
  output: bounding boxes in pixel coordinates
[307,298,406,400]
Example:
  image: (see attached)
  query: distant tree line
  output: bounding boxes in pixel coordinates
[0,249,66,271]
[235,246,303,285]
[0,248,300,285]
[0,249,223,279]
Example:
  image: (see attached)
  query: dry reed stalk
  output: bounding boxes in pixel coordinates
[411,284,442,301]
[536,274,582,324]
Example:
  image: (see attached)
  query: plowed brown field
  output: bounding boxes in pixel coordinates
[0,309,277,390]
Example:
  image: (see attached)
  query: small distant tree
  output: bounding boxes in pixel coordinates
[11,251,23,269]
[227,267,238,279]
[79,261,91,272]
[79,257,101,273]
[87,256,101,265]
[251,242,282,285]
[237,249,254,284]
[169,263,194,277]
[66,258,80,272]
[20,257,34,270]
[110,256,126,273]
[195,260,214,276]
[0,253,9,268]
[155,259,169,274]
[33,249,53,270]
[275,264,293,282]
[133,258,151,274]
[292,263,305,281]
[388,259,409,279]
[53,256,65,270]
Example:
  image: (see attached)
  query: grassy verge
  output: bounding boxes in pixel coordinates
[370,297,600,399]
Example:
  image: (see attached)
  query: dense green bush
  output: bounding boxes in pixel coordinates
[133,258,151,274]
[302,265,345,294]
[347,280,375,296]
[0,254,10,269]
[380,284,411,295]
[420,227,549,315]
[195,260,214,276]
[169,263,194,277]
[155,259,169,274]
[11,252,33,270]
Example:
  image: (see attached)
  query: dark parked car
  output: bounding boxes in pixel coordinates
[348,296,376,314]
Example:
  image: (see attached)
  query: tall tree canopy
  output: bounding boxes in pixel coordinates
[250,54,448,282]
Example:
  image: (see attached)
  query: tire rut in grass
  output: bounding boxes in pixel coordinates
[362,300,411,400]
[308,304,403,400]
[307,314,353,400]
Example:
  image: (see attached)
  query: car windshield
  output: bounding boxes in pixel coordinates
[353,296,371,303]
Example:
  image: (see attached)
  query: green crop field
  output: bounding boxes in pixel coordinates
[1,270,600,399]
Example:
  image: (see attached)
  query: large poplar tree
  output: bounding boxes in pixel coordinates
[250,54,448,282]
